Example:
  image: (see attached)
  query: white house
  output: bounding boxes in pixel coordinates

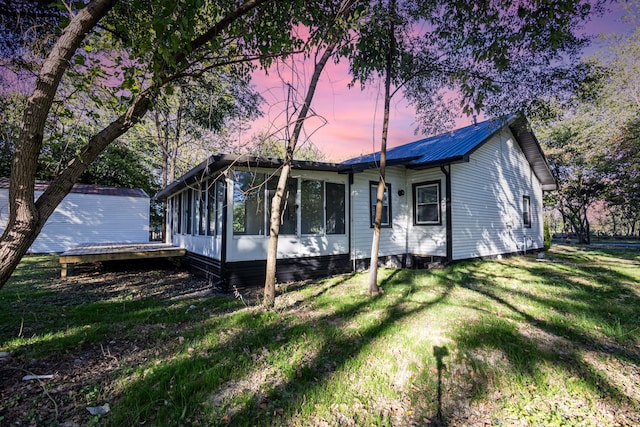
[0,178,150,253]
[156,115,556,287]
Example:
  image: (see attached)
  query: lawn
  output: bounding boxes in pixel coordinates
[1,245,639,426]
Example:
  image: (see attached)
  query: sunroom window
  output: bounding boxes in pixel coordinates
[267,178,298,235]
[301,180,324,234]
[233,172,346,237]
[207,179,225,236]
[325,182,345,234]
[233,172,265,235]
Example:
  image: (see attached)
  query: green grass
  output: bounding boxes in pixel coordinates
[1,246,639,426]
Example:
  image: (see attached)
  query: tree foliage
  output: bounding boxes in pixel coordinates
[535,5,640,240]
[346,0,602,136]
[0,0,349,290]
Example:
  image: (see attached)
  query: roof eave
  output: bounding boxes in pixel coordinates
[155,154,342,200]
[338,156,421,173]
[508,119,558,191]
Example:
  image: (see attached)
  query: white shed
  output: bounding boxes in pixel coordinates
[0,178,150,253]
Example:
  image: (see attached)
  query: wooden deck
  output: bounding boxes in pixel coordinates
[59,243,186,278]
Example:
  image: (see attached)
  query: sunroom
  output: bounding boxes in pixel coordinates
[156,155,352,287]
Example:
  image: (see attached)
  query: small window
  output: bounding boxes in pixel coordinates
[370,181,391,228]
[523,196,531,228]
[413,181,441,225]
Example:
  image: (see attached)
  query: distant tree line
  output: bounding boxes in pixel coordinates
[535,6,640,243]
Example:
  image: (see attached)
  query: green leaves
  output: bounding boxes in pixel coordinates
[345,0,605,131]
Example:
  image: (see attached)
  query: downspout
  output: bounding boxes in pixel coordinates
[440,164,453,263]
[404,167,410,268]
[220,175,228,288]
[349,172,355,272]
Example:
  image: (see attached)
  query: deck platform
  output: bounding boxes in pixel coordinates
[59,243,186,278]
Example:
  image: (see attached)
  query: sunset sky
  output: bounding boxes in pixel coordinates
[244,3,635,162]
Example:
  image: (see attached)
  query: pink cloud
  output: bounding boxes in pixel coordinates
[247,58,428,161]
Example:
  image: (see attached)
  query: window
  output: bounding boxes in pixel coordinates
[233,172,265,235]
[197,186,206,235]
[207,180,216,236]
[232,172,346,237]
[208,178,225,236]
[215,180,225,235]
[267,177,298,235]
[325,182,345,234]
[523,196,531,228]
[301,180,324,234]
[300,180,346,235]
[370,181,391,227]
[162,179,226,237]
[413,181,441,225]
[176,195,182,234]
[183,189,193,234]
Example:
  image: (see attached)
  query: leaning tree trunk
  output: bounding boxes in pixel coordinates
[0,0,270,290]
[263,37,342,307]
[0,0,117,289]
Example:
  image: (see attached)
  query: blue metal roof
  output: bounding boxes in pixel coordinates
[342,116,512,169]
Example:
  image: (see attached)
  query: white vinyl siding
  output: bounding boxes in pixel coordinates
[350,167,409,262]
[0,190,149,253]
[406,169,447,257]
[451,128,544,260]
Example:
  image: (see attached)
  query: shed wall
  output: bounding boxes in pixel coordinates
[0,190,150,253]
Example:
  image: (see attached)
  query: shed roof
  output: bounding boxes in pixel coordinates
[0,178,149,198]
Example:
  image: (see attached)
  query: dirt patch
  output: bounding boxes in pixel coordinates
[0,260,255,426]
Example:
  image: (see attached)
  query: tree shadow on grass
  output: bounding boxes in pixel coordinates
[419,254,640,425]
[107,269,456,426]
[5,249,639,425]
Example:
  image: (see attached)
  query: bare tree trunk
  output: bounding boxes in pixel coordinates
[368,0,395,295]
[264,161,292,306]
[263,37,343,307]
